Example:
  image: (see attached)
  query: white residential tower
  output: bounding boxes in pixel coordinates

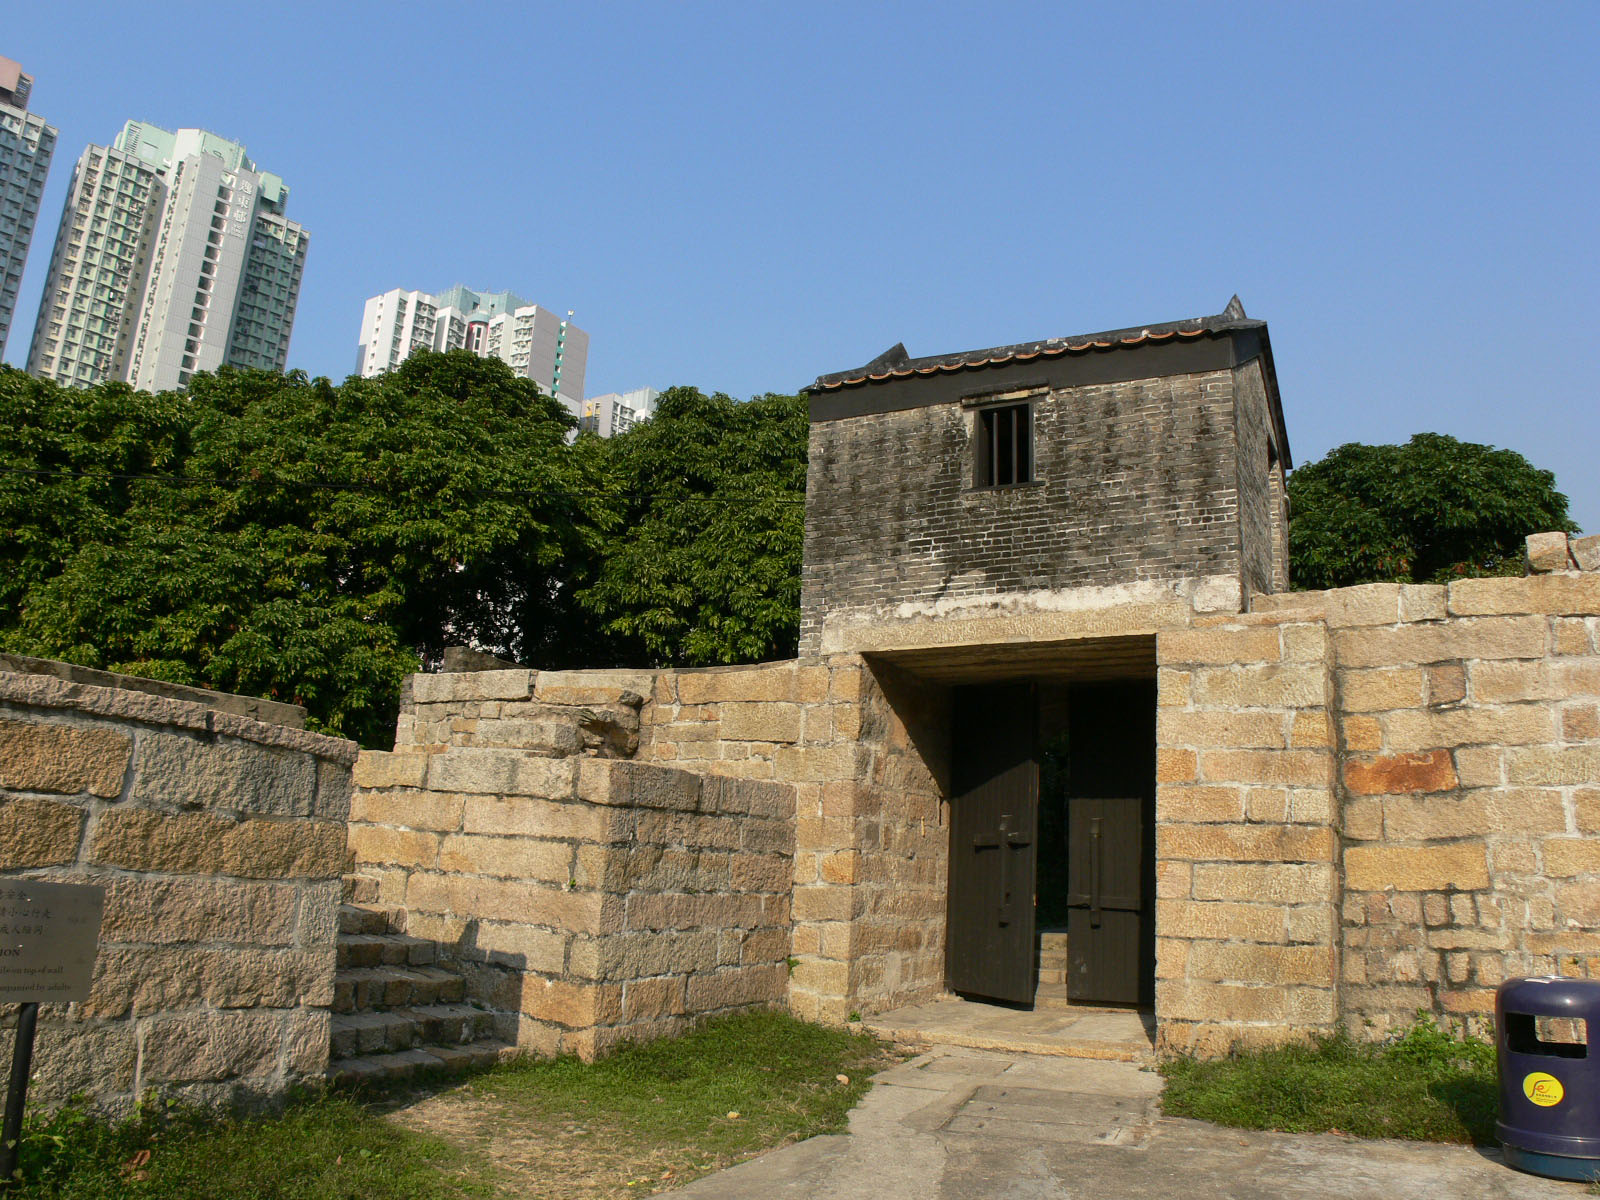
[27,122,308,390]
[0,56,56,358]
[356,285,587,403]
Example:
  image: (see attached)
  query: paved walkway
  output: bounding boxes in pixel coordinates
[668,1047,1581,1199]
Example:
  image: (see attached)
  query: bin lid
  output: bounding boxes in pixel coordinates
[1500,976,1600,1016]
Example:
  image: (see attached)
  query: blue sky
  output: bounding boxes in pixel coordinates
[7,2,1598,529]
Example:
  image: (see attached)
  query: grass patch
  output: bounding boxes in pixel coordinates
[1160,1018,1497,1145]
[393,1009,901,1196]
[9,1089,490,1199]
[9,1011,899,1200]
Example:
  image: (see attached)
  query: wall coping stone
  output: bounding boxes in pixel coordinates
[0,667,357,764]
[0,653,306,727]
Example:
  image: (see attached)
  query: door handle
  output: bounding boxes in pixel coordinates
[997,814,1011,926]
[1090,816,1102,929]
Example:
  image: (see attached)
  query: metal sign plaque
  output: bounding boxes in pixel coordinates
[0,880,105,1004]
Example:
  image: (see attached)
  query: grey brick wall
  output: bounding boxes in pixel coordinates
[801,366,1266,654]
[1233,359,1276,601]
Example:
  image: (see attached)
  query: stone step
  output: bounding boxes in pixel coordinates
[334,964,466,1014]
[338,903,406,936]
[342,873,381,905]
[330,1004,495,1058]
[327,1039,516,1086]
[337,931,436,969]
[1036,967,1067,986]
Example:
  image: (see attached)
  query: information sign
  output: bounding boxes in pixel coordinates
[0,880,104,1005]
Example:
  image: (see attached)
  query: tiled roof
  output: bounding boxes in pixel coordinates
[808,297,1260,393]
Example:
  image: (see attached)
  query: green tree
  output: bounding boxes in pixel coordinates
[1288,433,1576,589]
[0,353,593,745]
[578,387,807,666]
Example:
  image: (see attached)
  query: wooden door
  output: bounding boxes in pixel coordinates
[947,684,1038,1005]
[1066,796,1144,1004]
[1064,682,1155,1007]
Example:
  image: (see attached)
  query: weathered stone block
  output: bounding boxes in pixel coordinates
[1339,668,1424,712]
[1333,618,1549,669]
[100,876,300,944]
[1156,748,1196,783]
[1188,942,1333,986]
[350,787,464,831]
[0,795,84,864]
[352,752,429,790]
[1156,898,1286,941]
[133,733,315,816]
[677,665,797,705]
[1190,663,1325,709]
[1190,862,1335,904]
[1157,823,1334,863]
[1506,745,1600,786]
[1382,706,1556,752]
[1157,784,1245,823]
[1343,750,1459,796]
[1525,533,1576,574]
[721,703,803,744]
[438,833,573,883]
[348,822,439,869]
[1543,839,1600,878]
[427,749,577,799]
[140,1010,284,1083]
[411,669,534,703]
[623,976,686,1021]
[1344,844,1489,892]
[1158,628,1282,666]
[1199,749,1331,787]
[462,794,627,842]
[0,718,130,797]
[1158,710,1286,749]
[1572,534,1600,574]
[472,921,569,973]
[223,818,346,879]
[686,964,786,1011]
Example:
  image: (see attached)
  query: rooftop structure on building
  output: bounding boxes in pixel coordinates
[0,55,56,358]
[355,285,587,403]
[25,121,308,390]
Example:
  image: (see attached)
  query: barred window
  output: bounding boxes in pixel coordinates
[976,403,1032,487]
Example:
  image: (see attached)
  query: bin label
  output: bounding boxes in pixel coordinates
[1523,1072,1565,1107]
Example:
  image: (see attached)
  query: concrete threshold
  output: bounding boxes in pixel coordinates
[864,995,1156,1063]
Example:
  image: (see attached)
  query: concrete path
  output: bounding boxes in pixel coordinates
[668,1047,1581,1199]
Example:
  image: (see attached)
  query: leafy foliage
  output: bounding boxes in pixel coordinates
[578,387,807,666]
[1288,433,1575,589]
[0,355,592,746]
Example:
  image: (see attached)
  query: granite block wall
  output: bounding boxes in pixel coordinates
[0,662,354,1113]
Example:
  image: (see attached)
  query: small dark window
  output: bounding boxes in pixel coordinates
[977,403,1032,487]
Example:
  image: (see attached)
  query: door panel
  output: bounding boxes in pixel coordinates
[1066,796,1144,1005]
[947,684,1038,1005]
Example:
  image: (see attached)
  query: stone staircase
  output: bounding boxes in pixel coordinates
[1034,929,1072,1009]
[328,874,514,1084]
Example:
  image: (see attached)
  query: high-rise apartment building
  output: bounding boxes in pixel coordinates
[356,285,587,402]
[27,122,308,390]
[0,56,56,358]
[579,387,660,437]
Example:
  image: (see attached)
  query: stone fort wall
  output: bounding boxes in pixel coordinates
[0,658,354,1113]
[1158,548,1600,1051]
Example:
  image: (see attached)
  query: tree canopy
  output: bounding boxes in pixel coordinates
[577,386,807,667]
[0,360,807,745]
[0,354,593,745]
[1287,433,1576,590]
